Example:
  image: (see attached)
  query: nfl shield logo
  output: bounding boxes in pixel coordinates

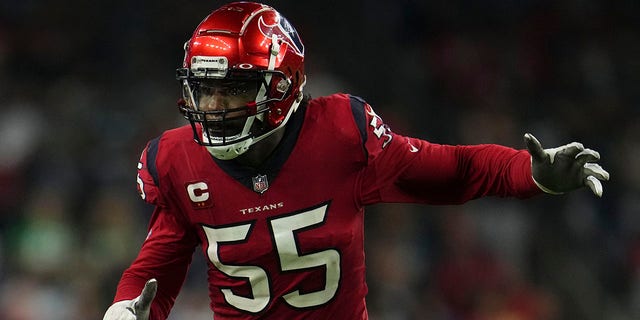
[252,174,269,194]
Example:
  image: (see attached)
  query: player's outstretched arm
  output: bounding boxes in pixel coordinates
[524,133,610,197]
[103,279,158,320]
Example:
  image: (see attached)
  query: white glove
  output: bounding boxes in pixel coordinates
[104,279,157,320]
[524,133,610,197]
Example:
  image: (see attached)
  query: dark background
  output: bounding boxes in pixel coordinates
[0,1,638,319]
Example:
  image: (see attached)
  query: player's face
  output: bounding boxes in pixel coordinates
[198,80,258,112]
[196,80,259,136]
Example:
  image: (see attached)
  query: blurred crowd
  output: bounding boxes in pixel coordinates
[0,0,638,319]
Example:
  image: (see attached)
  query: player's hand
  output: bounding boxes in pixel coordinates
[524,133,610,197]
[103,279,157,320]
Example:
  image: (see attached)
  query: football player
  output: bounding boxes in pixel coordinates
[103,2,609,319]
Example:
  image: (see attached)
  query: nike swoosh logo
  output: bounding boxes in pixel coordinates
[408,141,419,153]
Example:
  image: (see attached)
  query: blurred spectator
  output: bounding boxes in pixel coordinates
[0,102,43,217]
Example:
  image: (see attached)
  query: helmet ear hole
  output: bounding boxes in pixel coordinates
[276,79,290,93]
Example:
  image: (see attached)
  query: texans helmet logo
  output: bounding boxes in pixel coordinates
[258,14,304,56]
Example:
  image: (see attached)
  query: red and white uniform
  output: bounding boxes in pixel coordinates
[115,93,540,319]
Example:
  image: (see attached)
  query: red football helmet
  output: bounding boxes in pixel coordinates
[177,2,305,160]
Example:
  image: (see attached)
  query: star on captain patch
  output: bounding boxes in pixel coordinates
[252,174,269,194]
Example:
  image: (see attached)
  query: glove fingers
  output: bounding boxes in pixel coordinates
[543,142,583,164]
[554,142,585,157]
[134,279,157,315]
[585,175,604,197]
[575,149,600,165]
[525,132,608,198]
[562,142,585,152]
[583,163,610,181]
[524,133,546,162]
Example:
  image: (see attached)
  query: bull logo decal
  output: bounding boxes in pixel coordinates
[258,14,304,56]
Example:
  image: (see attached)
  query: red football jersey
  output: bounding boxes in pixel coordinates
[115,93,540,319]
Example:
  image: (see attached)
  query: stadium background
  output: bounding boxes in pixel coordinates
[0,0,638,319]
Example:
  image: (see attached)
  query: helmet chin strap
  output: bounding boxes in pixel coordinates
[205,138,253,160]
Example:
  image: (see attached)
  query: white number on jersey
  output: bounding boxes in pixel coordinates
[202,203,341,313]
